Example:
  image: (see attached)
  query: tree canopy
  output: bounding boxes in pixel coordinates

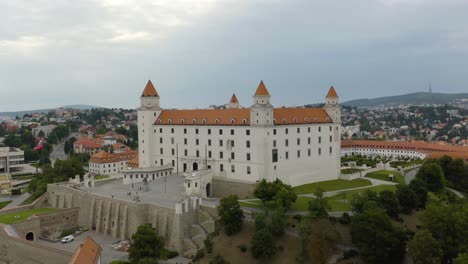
[129,224,164,264]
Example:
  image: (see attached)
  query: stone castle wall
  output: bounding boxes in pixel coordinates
[212,176,257,198]
[0,228,72,264]
[47,184,185,252]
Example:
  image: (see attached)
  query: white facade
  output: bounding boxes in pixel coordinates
[88,160,130,175]
[0,147,24,174]
[32,125,56,137]
[137,81,341,187]
[341,147,427,159]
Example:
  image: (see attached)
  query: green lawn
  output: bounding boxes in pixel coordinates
[19,195,39,206]
[340,168,363,174]
[239,185,398,212]
[366,170,405,184]
[327,185,397,212]
[0,201,12,210]
[95,174,110,180]
[0,208,58,224]
[293,179,372,195]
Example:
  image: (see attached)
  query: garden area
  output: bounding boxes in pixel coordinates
[366,170,405,184]
[0,208,58,224]
[293,178,372,195]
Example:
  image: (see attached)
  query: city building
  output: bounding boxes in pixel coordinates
[31,125,57,138]
[136,80,341,187]
[88,150,138,175]
[73,137,104,155]
[341,140,468,159]
[0,147,24,174]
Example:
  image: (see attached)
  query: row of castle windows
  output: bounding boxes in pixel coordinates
[150,126,337,136]
[155,116,328,124]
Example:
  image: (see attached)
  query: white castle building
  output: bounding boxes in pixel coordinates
[136,80,341,187]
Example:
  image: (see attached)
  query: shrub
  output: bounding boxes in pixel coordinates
[204,239,213,254]
[192,250,204,262]
[339,213,351,225]
[293,214,303,222]
[237,244,247,253]
[11,189,21,195]
[343,249,359,259]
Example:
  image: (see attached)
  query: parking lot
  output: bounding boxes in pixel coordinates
[37,230,128,264]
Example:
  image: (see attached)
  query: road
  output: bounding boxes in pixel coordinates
[405,167,465,198]
[50,133,77,166]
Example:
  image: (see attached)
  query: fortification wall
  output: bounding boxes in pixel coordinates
[212,176,257,198]
[0,228,72,264]
[47,184,184,252]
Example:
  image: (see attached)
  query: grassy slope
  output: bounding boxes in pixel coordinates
[0,201,12,210]
[0,208,58,224]
[293,179,372,195]
[366,170,405,184]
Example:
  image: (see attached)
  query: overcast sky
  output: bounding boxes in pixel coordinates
[1,0,467,112]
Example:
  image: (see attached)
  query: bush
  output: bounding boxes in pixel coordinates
[192,250,205,262]
[293,214,303,222]
[251,228,276,259]
[339,212,351,225]
[60,226,81,238]
[110,261,130,264]
[11,189,21,195]
[204,239,213,254]
[237,244,247,253]
[159,248,178,260]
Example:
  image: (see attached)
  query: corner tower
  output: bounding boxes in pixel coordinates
[250,81,273,126]
[138,80,161,168]
[323,86,341,123]
[227,94,240,109]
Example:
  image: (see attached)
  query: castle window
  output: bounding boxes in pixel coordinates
[297,127,300,133]
[231,140,235,147]
[184,149,188,156]
[273,129,276,135]
[220,164,224,171]
[168,119,172,124]
[215,119,220,124]
[285,151,289,160]
[247,153,251,161]
[208,128,211,135]
[297,150,300,158]
[184,138,187,145]
[184,128,187,134]
[318,126,322,132]
[202,119,207,124]
[308,127,311,133]
[285,139,289,147]
[196,139,199,145]
[330,135,332,142]
[160,137,163,143]
[220,151,224,158]
[196,150,200,157]
[171,128,174,133]
[304,117,309,122]
[293,118,297,123]
[308,137,311,144]
[208,139,212,146]
[160,128,163,133]
[297,138,300,146]
[231,165,235,173]
[219,129,223,135]
[308,149,311,156]
[273,140,276,147]
[192,118,197,124]
[208,151,212,158]
[231,119,236,124]
[285,128,288,134]
[242,119,247,124]
[247,166,251,175]
[246,129,250,136]
[318,148,322,156]
[231,129,234,135]
[181,119,185,124]
[196,128,199,134]
[246,140,250,148]
[219,140,223,147]
[231,152,235,160]
[330,147,333,155]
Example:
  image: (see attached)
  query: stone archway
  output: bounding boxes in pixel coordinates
[206,183,211,197]
[25,232,34,241]
[192,162,198,171]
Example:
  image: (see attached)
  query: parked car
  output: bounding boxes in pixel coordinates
[61,235,74,243]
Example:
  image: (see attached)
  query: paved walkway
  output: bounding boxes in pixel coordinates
[446,187,465,198]
[0,193,31,210]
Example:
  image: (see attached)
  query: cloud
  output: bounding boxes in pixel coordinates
[0,36,48,56]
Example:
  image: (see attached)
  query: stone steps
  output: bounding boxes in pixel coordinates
[192,233,207,248]
[200,220,215,234]
[190,224,205,238]
[183,238,197,258]
[198,208,216,233]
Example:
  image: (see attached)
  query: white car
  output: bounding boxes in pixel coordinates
[61,235,74,243]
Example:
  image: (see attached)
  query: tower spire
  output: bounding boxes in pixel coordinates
[141,80,159,97]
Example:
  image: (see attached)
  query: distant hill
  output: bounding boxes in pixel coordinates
[343,92,468,107]
[0,105,102,119]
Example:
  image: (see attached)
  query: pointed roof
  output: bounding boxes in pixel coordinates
[141,80,159,97]
[326,86,338,97]
[254,80,270,96]
[230,94,239,103]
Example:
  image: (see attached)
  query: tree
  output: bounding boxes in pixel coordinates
[378,190,400,217]
[308,188,329,219]
[269,207,287,237]
[128,224,164,264]
[250,228,276,259]
[416,161,446,192]
[350,189,378,214]
[395,185,417,214]
[421,202,468,263]
[409,178,428,209]
[454,253,468,264]
[217,195,244,235]
[274,183,297,210]
[408,229,443,264]
[350,207,407,264]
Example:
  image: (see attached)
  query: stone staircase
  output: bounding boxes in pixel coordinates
[182,207,217,258]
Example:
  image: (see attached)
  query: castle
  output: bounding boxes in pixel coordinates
[137,80,341,187]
